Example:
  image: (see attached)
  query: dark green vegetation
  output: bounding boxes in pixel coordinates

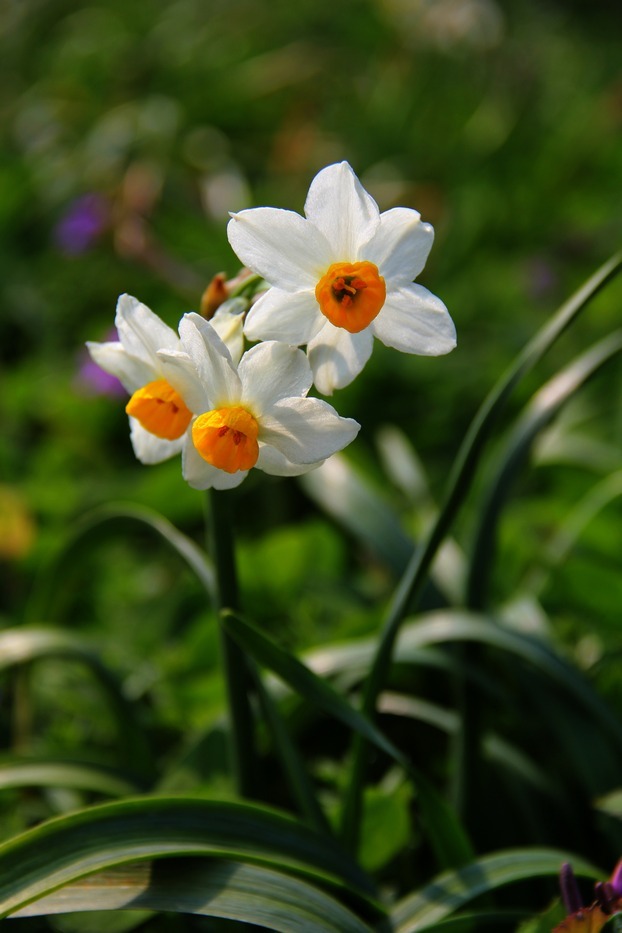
[1,0,622,929]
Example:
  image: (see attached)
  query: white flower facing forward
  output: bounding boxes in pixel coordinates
[227,161,456,395]
[156,313,360,490]
[86,294,244,465]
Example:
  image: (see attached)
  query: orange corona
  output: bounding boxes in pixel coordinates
[126,379,192,440]
[315,260,386,333]
[192,406,259,473]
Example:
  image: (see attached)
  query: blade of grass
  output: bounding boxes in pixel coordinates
[456,331,622,823]
[0,759,140,797]
[221,611,473,870]
[10,858,374,932]
[0,796,379,918]
[466,330,622,611]
[249,663,332,835]
[207,489,258,801]
[26,502,215,624]
[0,627,153,781]
[341,250,622,850]
[391,848,600,932]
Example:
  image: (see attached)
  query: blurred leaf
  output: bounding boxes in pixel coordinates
[391,848,600,932]
[341,252,622,850]
[518,899,566,932]
[221,611,411,769]
[300,453,414,575]
[0,758,139,797]
[358,780,412,873]
[10,858,374,932]
[222,611,474,871]
[26,502,215,624]
[0,626,153,779]
[467,330,622,610]
[0,796,378,918]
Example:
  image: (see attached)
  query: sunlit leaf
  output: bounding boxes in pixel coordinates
[391,848,600,932]
[0,796,378,918]
[10,858,375,932]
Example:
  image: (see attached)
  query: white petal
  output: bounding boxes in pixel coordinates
[86,340,153,394]
[227,208,332,290]
[115,294,179,368]
[157,349,209,414]
[372,284,457,356]
[238,342,312,415]
[259,397,360,465]
[129,418,185,464]
[244,287,323,345]
[182,436,247,490]
[363,208,434,286]
[307,322,374,395]
[210,298,246,364]
[304,162,379,260]
[256,444,320,477]
[178,314,241,407]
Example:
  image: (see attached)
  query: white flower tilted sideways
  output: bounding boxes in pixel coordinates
[86,294,244,465]
[227,161,456,395]
[156,314,360,490]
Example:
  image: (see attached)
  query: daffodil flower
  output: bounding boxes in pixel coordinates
[86,294,244,464]
[227,161,456,395]
[156,313,360,490]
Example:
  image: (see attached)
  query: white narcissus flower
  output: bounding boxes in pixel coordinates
[227,161,456,395]
[156,313,360,491]
[86,294,244,465]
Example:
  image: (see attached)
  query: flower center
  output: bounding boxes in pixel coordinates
[315,261,386,333]
[192,406,259,473]
[125,379,192,440]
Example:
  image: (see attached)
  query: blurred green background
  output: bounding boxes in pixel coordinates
[1,0,622,775]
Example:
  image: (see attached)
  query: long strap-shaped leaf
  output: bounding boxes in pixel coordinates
[10,858,374,932]
[466,330,622,611]
[0,796,377,919]
[0,626,152,779]
[221,611,473,870]
[26,502,215,623]
[341,251,622,849]
[391,847,600,932]
[0,758,139,797]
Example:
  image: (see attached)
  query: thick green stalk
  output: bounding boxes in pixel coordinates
[339,250,622,850]
[207,489,257,799]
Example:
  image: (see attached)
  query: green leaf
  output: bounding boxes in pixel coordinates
[358,781,412,873]
[0,758,139,797]
[221,611,411,771]
[0,796,378,918]
[221,611,473,871]
[466,330,622,610]
[517,899,565,932]
[300,453,414,575]
[26,502,215,623]
[417,910,529,931]
[250,663,332,835]
[0,627,152,779]
[10,858,374,932]
[340,252,622,849]
[391,848,600,932]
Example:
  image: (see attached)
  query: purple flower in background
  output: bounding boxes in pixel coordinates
[77,328,125,396]
[54,193,109,255]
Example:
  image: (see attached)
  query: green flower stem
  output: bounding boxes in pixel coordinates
[339,250,622,851]
[207,489,258,800]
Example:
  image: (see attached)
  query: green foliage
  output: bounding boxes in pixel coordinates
[2,1,622,928]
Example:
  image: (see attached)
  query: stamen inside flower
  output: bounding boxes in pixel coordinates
[315,261,386,333]
[192,406,259,473]
[126,379,192,440]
